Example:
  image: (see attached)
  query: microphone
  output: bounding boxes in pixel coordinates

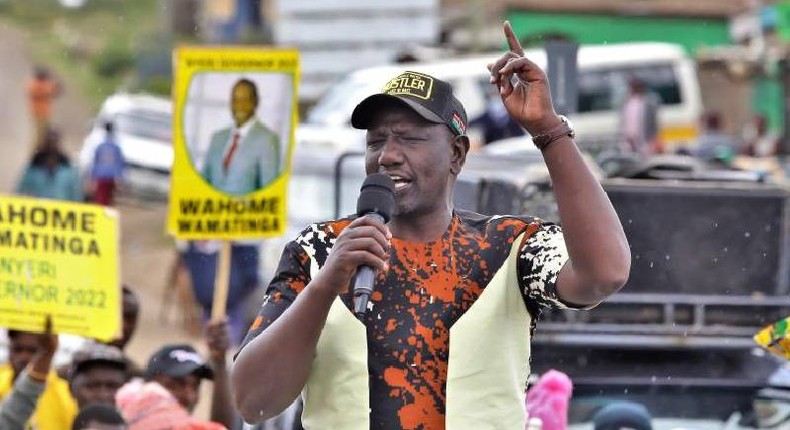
[353,173,395,318]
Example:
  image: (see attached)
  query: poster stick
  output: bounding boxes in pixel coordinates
[211,241,232,321]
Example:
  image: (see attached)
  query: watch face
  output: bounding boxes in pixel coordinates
[559,115,576,138]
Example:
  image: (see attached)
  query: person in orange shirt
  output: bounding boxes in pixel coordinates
[26,66,62,150]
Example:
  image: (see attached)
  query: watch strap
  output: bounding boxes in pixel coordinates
[531,120,573,151]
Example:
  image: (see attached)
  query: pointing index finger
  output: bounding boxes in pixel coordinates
[504,21,524,56]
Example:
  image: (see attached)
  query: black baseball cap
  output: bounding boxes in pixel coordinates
[592,402,653,430]
[351,71,468,136]
[145,344,214,380]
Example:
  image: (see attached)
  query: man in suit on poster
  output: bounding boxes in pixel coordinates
[202,78,281,195]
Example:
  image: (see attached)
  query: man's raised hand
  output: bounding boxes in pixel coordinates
[487,21,561,136]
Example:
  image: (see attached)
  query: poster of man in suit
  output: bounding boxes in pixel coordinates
[168,47,298,240]
[193,77,283,195]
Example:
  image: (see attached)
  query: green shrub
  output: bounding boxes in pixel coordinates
[92,40,134,78]
[138,75,172,97]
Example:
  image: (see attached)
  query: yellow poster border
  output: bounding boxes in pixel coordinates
[0,195,121,341]
[166,46,300,240]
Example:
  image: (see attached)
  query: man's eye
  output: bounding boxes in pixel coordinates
[403,137,424,142]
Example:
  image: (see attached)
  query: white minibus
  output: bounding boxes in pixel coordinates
[297,41,702,154]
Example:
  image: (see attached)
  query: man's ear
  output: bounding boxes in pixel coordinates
[450,135,470,175]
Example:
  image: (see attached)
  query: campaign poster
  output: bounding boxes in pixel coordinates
[0,196,120,341]
[167,47,299,240]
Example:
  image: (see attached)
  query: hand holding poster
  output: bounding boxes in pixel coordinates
[0,195,120,341]
[167,47,299,240]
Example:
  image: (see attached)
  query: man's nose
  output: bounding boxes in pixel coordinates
[20,352,35,364]
[377,138,403,167]
[99,386,116,404]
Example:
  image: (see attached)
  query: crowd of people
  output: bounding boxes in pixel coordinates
[0,65,240,430]
[18,66,126,207]
[0,286,239,430]
[615,75,781,165]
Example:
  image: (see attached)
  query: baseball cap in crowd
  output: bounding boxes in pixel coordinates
[592,401,653,430]
[145,344,214,380]
[71,343,128,377]
[351,70,468,136]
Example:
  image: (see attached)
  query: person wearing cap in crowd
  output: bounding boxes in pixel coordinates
[141,319,235,429]
[0,323,77,429]
[232,21,630,429]
[71,404,126,430]
[58,286,142,380]
[69,343,129,409]
[0,317,67,430]
[592,401,653,430]
[116,378,225,430]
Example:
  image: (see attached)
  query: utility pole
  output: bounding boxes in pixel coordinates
[780,58,790,157]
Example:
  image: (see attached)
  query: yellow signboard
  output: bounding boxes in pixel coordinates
[167,46,299,240]
[0,195,120,341]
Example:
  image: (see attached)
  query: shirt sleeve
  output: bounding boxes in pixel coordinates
[0,372,46,430]
[235,240,312,358]
[69,169,84,202]
[114,144,125,177]
[516,222,571,309]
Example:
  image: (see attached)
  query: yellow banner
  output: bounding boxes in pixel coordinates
[0,195,120,341]
[167,46,299,240]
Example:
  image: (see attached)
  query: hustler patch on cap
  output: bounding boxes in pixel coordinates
[382,71,434,100]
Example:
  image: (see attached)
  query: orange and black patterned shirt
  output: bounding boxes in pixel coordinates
[238,210,570,430]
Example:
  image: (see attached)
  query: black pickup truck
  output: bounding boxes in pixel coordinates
[456,150,790,424]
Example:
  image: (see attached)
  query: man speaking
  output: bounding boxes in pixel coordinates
[232,22,631,429]
[201,78,281,195]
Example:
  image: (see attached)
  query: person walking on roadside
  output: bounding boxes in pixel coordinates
[90,121,125,206]
[26,66,62,151]
[619,77,661,156]
[16,128,83,202]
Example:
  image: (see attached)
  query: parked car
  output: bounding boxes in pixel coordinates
[78,93,173,199]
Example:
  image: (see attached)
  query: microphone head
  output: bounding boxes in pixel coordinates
[356,173,396,222]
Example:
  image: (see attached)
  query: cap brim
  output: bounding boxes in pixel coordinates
[351,94,444,130]
[158,362,214,380]
[73,358,128,376]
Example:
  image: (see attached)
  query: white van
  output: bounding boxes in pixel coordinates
[296,42,702,154]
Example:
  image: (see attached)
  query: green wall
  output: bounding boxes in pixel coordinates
[506,11,730,53]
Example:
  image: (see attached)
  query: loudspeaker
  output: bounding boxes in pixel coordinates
[604,179,790,295]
